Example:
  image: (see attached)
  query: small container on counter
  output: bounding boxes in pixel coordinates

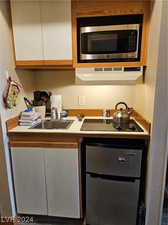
[103,109,111,117]
[60,109,69,118]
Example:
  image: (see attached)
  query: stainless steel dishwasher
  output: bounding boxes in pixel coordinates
[85,142,143,225]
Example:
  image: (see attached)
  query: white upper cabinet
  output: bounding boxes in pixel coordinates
[10,0,72,62]
[11,1,43,61]
[41,0,72,60]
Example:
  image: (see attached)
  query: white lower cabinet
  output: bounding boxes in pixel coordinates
[45,149,80,218]
[11,148,47,215]
[11,147,80,218]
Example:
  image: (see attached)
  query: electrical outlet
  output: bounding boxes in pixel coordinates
[78,96,86,106]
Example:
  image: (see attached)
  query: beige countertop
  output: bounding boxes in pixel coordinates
[9,116,149,137]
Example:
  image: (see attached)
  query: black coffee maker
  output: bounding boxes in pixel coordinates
[33,91,52,114]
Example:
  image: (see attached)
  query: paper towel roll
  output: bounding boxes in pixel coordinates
[50,95,62,111]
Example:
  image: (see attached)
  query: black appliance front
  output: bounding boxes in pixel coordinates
[77,14,143,63]
[80,119,144,132]
[86,174,140,225]
[85,141,143,225]
[86,145,142,177]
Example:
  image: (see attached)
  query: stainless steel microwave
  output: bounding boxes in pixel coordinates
[78,15,142,63]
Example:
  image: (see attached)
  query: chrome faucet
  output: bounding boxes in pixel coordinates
[51,107,58,120]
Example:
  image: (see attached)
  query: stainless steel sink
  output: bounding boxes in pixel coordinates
[30,120,74,129]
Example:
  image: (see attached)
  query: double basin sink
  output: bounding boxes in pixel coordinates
[30,119,74,130]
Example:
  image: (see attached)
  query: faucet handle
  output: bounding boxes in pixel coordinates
[103,109,111,117]
[77,113,84,121]
[51,106,57,111]
[51,107,58,120]
[128,107,134,115]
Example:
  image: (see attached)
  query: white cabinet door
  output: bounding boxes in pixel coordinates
[11,148,47,215]
[11,1,43,60]
[41,0,72,60]
[45,148,80,218]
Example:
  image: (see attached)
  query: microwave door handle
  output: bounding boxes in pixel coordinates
[80,24,140,33]
[135,26,140,56]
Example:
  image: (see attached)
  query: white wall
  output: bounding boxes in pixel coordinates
[134,0,162,122]
[34,70,135,109]
[145,1,168,224]
[0,1,35,216]
[132,1,167,225]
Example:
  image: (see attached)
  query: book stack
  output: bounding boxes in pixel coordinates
[19,110,41,126]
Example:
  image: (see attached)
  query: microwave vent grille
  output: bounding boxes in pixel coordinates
[104,68,113,72]
[94,68,103,72]
[94,67,123,72]
[113,67,122,72]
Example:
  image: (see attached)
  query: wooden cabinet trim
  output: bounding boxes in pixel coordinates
[15,60,73,69]
[10,141,78,149]
[73,62,145,68]
[43,60,73,66]
[8,132,150,148]
[132,111,151,134]
[15,60,44,67]
[6,116,20,131]
[72,0,149,18]
[68,109,103,116]
[43,60,73,69]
